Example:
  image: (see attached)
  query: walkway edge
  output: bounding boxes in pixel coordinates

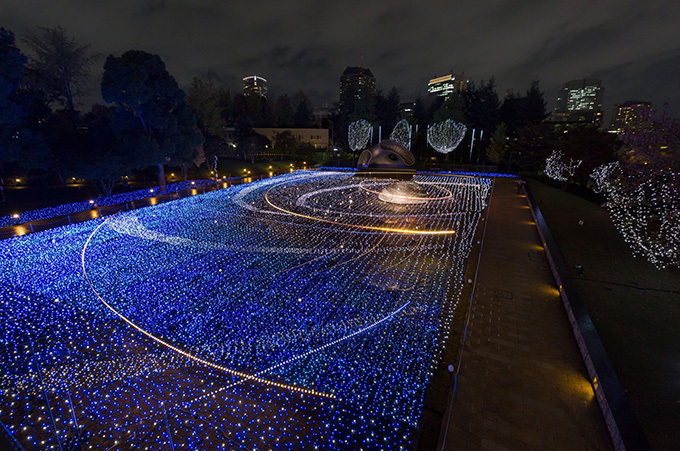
[437,176,495,450]
[522,182,649,451]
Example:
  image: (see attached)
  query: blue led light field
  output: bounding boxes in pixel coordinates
[0,170,490,450]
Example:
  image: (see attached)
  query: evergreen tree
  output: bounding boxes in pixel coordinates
[382,87,401,133]
[463,78,500,135]
[1,27,49,175]
[1,27,30,165]
[275,94,294,127]
[293,90,313,128]
[186,77,224,137]
[76,104,128,196]
[101,50,203,190]
[485,122,508,165]
[433,94,465,123]
[216,86,233,126]
[523,79,547,124]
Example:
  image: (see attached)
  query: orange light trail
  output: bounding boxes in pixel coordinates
[264,182,457,235]
[81,213,335,399]
[358,179,453,201]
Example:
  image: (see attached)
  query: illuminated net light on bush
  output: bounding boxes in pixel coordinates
[0,170,491,449]
[591,163,680,269]
[427,119,466,154]
[390,119,412,150]
[0,179,220,227]
[348,119,372,152]
[544,149,582,182]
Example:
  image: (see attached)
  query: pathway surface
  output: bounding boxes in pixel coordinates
[440,177,612,450]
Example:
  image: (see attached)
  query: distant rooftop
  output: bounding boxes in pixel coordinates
[342,66,374,77]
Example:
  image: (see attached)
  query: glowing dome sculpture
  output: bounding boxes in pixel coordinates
[378,181,429,205]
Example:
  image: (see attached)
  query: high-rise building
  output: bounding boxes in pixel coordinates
[608,101,653,134]
[427,73,469,98]
[339,66,376,101]
[243,75,267,97]
[549,79,604,126]
[400,101,415,120]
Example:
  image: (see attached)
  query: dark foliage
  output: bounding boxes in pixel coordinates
[101,50,203,189]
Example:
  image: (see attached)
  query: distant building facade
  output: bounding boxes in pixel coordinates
[608,101,653,134]
[253,128,330,150]
[400,101,415,120]
[427,73,469,98]
[312,104,332,125]
[339,66,376,101]
[243,75,268,97]
[549,78,604,127]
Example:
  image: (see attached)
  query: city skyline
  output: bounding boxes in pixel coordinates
[3,1,679,121]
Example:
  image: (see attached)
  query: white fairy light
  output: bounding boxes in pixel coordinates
[427,119,466,154]
[590,161,621,193]
[390,119,411,150]
[544,150,582,182]
[591,163,679,269]
[348,120,372,152]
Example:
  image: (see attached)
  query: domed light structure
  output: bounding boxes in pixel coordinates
[378,181,429,205]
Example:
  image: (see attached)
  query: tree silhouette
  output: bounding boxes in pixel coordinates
[76,105,128,197]
[463,78,500,136]
[0,27,49,180]
[22,26,95,117]
[485,122,508,165]
[293,90,313,128]
[275,94,294,127]
[101,50,203,189]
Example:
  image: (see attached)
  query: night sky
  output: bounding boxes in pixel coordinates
[4,1,680,124]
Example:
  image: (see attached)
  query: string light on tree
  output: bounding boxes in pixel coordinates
[544,150,582,182]
[591,163,680,269]
[427,119,466,154]
[390,119,412,150]
[348,120,372,152]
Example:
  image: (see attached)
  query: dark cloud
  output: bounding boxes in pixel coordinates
[3,0,680,122]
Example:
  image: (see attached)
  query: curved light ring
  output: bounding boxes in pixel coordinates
[264,183,457,235]
[186,300,411,405]
[81,213,335,399]
[309,233,387,277]
[370,236,424,276]
[358,179,453,202]
[271,241,346,277]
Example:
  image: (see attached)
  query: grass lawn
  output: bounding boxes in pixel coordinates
[527,178,680,449]
[215,159,304,178]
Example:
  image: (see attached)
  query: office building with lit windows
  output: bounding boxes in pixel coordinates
[549,78,604,127]
[243,75,268,97]
[339,66,376,101]
[608,101,653,134]
[427,73,469,98]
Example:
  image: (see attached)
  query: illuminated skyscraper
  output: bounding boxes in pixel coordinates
[427,73,469,98]
[550,79,604,126]
[608,101,653,134]
[339,66,376,101]
[243,75,268,97]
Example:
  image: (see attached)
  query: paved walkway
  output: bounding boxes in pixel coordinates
[440,178,612,450]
